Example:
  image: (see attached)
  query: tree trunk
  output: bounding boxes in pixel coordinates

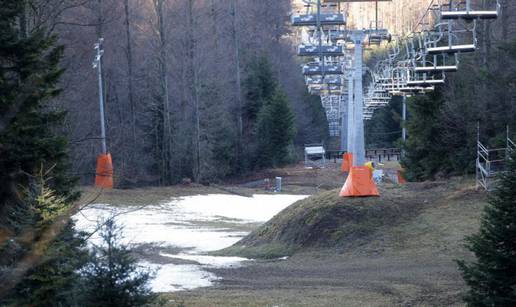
[231,0,243,166]
[188,0,202,182]
[155,0,172,184]
[124,0,136,144]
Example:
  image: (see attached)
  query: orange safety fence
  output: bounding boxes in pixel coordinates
[95,153,114,189]
[340,166,380,197]
[341,153,353,173]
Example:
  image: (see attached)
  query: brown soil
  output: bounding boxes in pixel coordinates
[78,161,346,207]
[164,176,486,306]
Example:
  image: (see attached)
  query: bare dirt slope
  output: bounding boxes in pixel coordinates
[168,178,486,306]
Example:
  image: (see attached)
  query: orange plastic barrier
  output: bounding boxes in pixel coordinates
[397,170,407,184]
[95,153,114,189]
[341,153,353,173]
[340,166,380,197]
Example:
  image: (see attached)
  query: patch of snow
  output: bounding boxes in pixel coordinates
[73,193,308,292]
[160,253,250,268]
[172,194,308,223]
[142,262,218,292]
[74,205,249,251]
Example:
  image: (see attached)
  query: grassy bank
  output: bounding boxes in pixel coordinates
[166,178,488,306]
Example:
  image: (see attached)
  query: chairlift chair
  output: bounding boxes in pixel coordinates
[363,109,374,116]
[441,0,501,20]
[368,28,392,45]
[369,96,391,102]
[406,69,446,87]
[306,75,343,86]
[329,30,348,42]
[414,53,459,72]
[298,44,345,56]
[365,100,389,108]
[401,32,458,72]
[389,86,435,96]
[303,62,344,75]
[425,19,478,55]
[308,84,342,93]
[292,13,346,27]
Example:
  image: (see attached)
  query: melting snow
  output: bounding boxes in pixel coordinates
[73,193,308,292]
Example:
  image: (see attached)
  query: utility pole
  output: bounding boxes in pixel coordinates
[93,38,113,189]
[93,38,107,154]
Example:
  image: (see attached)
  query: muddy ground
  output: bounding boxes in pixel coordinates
[167,181,484,306]
[81,162,485,306]
[79,161,344,206]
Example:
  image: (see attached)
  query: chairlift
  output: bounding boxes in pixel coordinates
[308,84,342,92]
[292,13,346,27]
[306,75,343,86]
[303,62,344,75]
[406,78,445,86]
[414,53,459,72]
[308,87,321,95]
[329,30,348,42]
[373,87,388,94]
[401,32,460,72]
[368,28,392,45]
[425,19,478,55]
[365,100,389,107]
[406,70,446,87]
[386,84,435,95]
[363,109,374,116]
[441,0,500,20]
[298,44,345,56]
[369,96,391,103]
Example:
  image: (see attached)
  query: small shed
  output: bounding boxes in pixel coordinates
[304,144,326,166]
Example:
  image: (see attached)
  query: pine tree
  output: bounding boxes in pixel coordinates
[296,90,329,145]
[400,89,450,181]
[82,219,155,307]
[365,96,402,148]
[243,56,277,125]
[3,222,90,306]
[0,0,77,209]
[241,55,280,170]
[256,88,296,168]
[457,151,516,306]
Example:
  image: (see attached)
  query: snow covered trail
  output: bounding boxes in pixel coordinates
[73,194,307,292]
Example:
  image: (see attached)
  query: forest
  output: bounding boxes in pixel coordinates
[5,0,329,188]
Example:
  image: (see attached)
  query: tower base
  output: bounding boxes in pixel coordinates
[95,153,114,189]
[341,153,353,173]
[340,166,379,197]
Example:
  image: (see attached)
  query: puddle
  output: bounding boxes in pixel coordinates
[73,194,307,292]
